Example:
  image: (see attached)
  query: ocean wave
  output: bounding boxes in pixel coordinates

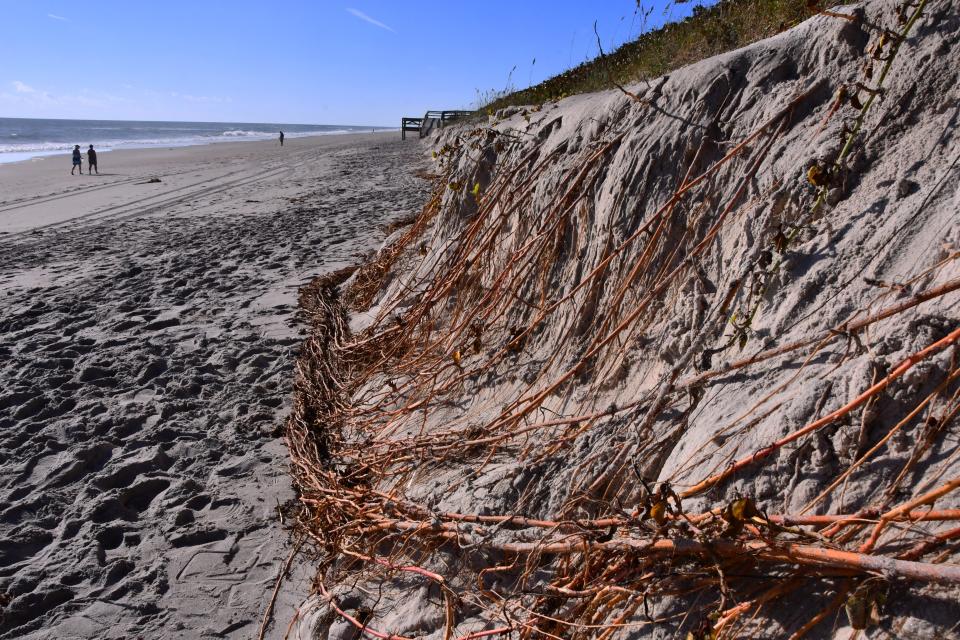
[0,127,381,160]
[218,129,362,138]
[0,138,196,153]
[219,129,274,137]
[0,141,77,153]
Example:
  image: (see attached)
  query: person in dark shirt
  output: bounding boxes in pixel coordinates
[279,131,284,147]
[71,145,82,175]
[87,145,98,175]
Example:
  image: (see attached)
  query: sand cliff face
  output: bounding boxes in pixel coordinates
[291,1,960,637]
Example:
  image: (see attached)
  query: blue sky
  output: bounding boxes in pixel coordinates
[0,1,708,126]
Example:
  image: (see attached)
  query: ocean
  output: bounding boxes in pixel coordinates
[0,117,389,164]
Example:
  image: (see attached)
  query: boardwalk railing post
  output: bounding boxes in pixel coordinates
[401,111,473,140]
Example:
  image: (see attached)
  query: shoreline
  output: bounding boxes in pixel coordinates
[0,128,398,165]
[0,132,397,234]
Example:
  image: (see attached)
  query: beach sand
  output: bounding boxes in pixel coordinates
[0,132,429,638]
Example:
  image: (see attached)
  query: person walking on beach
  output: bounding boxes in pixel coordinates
[71,145,83,175]
[87,145,99,175]
[279,131,284,147]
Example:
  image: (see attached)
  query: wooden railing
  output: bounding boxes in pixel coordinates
[401,117,423,140]
[424,110,474,122]
[401,110,474,139]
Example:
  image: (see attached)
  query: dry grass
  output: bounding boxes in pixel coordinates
[483,0,851,112]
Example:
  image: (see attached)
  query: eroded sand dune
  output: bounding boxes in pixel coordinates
[289,1,960,637]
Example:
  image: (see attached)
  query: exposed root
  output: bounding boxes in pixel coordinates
[285,1,959,635]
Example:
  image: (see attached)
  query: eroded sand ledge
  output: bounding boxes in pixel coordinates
[288,1,960,637]
[0,133,429,638]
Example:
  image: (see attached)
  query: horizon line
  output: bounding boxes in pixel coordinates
[0,114,397,128]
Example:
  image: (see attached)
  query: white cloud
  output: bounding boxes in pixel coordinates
[1,81,235,119]
[3,81,130,110]
[47,13,68,21]
[346,8,395,33]
[7,81,55,107]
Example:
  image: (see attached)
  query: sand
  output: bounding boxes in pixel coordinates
[0,133,430,638]
[288,0,960,637]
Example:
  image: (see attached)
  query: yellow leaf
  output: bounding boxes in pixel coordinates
[650,501,667,525]
[730,497,758,521]
[806,165,828,187]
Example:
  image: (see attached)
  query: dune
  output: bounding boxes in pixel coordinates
[287,1,960,637]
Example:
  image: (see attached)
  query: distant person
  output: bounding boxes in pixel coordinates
[279,131,284,147]
[71,145,82,175]
[87,145,98,175]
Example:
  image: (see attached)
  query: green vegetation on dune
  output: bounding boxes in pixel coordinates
[483,0,847,112]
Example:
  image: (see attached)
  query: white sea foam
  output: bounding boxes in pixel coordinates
[0,141,77,153]
[0,138,199,154]
[219,130,273,137]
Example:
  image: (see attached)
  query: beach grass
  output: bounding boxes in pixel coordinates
[481,0,847,112]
